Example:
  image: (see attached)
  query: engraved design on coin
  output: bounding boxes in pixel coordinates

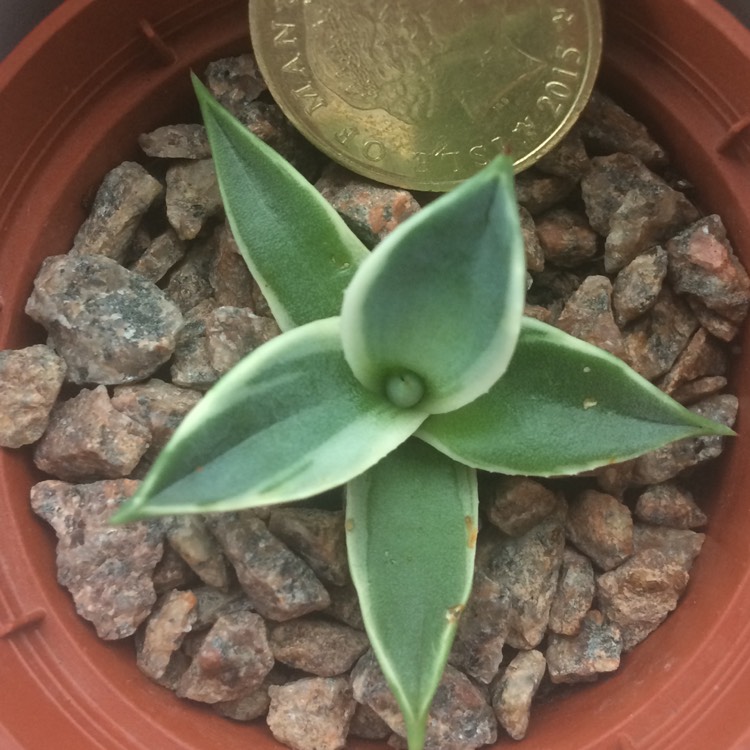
[303,0,548,127]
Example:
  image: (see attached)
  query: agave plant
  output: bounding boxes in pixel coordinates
[115,76,732,750]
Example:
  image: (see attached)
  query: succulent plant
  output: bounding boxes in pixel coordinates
[114,76,732,750]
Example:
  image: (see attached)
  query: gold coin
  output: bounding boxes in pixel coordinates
[249,0,602,191]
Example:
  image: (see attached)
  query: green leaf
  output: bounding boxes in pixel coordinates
[419,316,734,475]
[346,440,478,750]
[113,318,426,522]
[340,156,525,414]
[193,74,369,330]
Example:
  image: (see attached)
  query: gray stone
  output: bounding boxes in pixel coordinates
[129,228,186,282]
[207,512,330,621]
[566,490,633,571]
[634,483,707,529]
[209,223,256,309]
[205,54,267,113]
[546,610,623,682]
[485,476,559,537]
[138,124,211,160]
[477,499,566,649]
[176,611,274,703]
[612,245,668,325]
[548,547,595,635]
[269,617,369,676]
[519,206,545,273]
[315,163,421,248]
[449,569,509,684]
[136,590,198,681]
[25,254,183,385]
[580,153,698,272]
[206,306,280,375]
[535,208,600,268]
[491,650,546,740]
[534,126,590,179]
[267,677,356,750]
[596,548,691,650]
[623,287,698,381]
[556,276,626,359]
[0,345,66,447]
[70,161,164,262]
[152,545,197,593]
[166,515,230,589]
[30,479,164,639]
[348,702,391,740]
[111,378,202,465]
[579,90,668,168]
[515,169,576,215]
[268,508,349,587]
[667,214,750,324]
[190,586,254,631]
[163,233,216,312]
[170,299,220,391]
[34,386,151,482]
[165,159,223,240]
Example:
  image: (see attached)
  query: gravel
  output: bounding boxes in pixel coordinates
[4,51,747,747]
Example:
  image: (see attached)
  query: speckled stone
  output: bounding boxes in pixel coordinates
[580,152,698,272]
[165,159,223,240]
[556,276,626,359]
[129,228,186,283]
[316,163,420,248]
[667,214,750,325]
[0,345,67,448]
[565,490,633,572]
[352,651,497,750]
[634,483,707,529]
[659,328,728,395]
[485,476,560,537]
[206,306,280,375]
[138,124,211,160]
[30,478,164,639]
[612,245,668,325]
[535,126,590,179]
[491,650,546,740]
[450,569,509,684]
[111,378,202,466]
[596,548,691,650]
[579,91,668,168]
[25,254,183,385]
[632,524,705,570]
[269,617,369,676]
[176,611,274,703]
[623,287,698,381]
[190,586,254,631]
[170,299,220,391]
[136,590,198,681]
[515,169,576,215]
[348,702,391,741]
[267,677,356,750]
[69,161,164,262]
[207,512,330,621]
[546,610,623,682]
[268,508,349,587]
[477,499,566,649]
[34,386,151,482]
[209,223,256,309]
[166,515,230,589]
[535,208,600,268]
[548,547,595,635]
[205,54,267,113]
[519,206,545,273]
[163,233,217,313]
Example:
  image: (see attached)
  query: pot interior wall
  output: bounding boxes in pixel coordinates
[1,0,750,748]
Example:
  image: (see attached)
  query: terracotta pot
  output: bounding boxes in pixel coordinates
[1,0,750,747]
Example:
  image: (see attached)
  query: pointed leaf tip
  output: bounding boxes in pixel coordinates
[193,75,368,329]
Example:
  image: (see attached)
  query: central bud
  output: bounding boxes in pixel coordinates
[384,371,426,409]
